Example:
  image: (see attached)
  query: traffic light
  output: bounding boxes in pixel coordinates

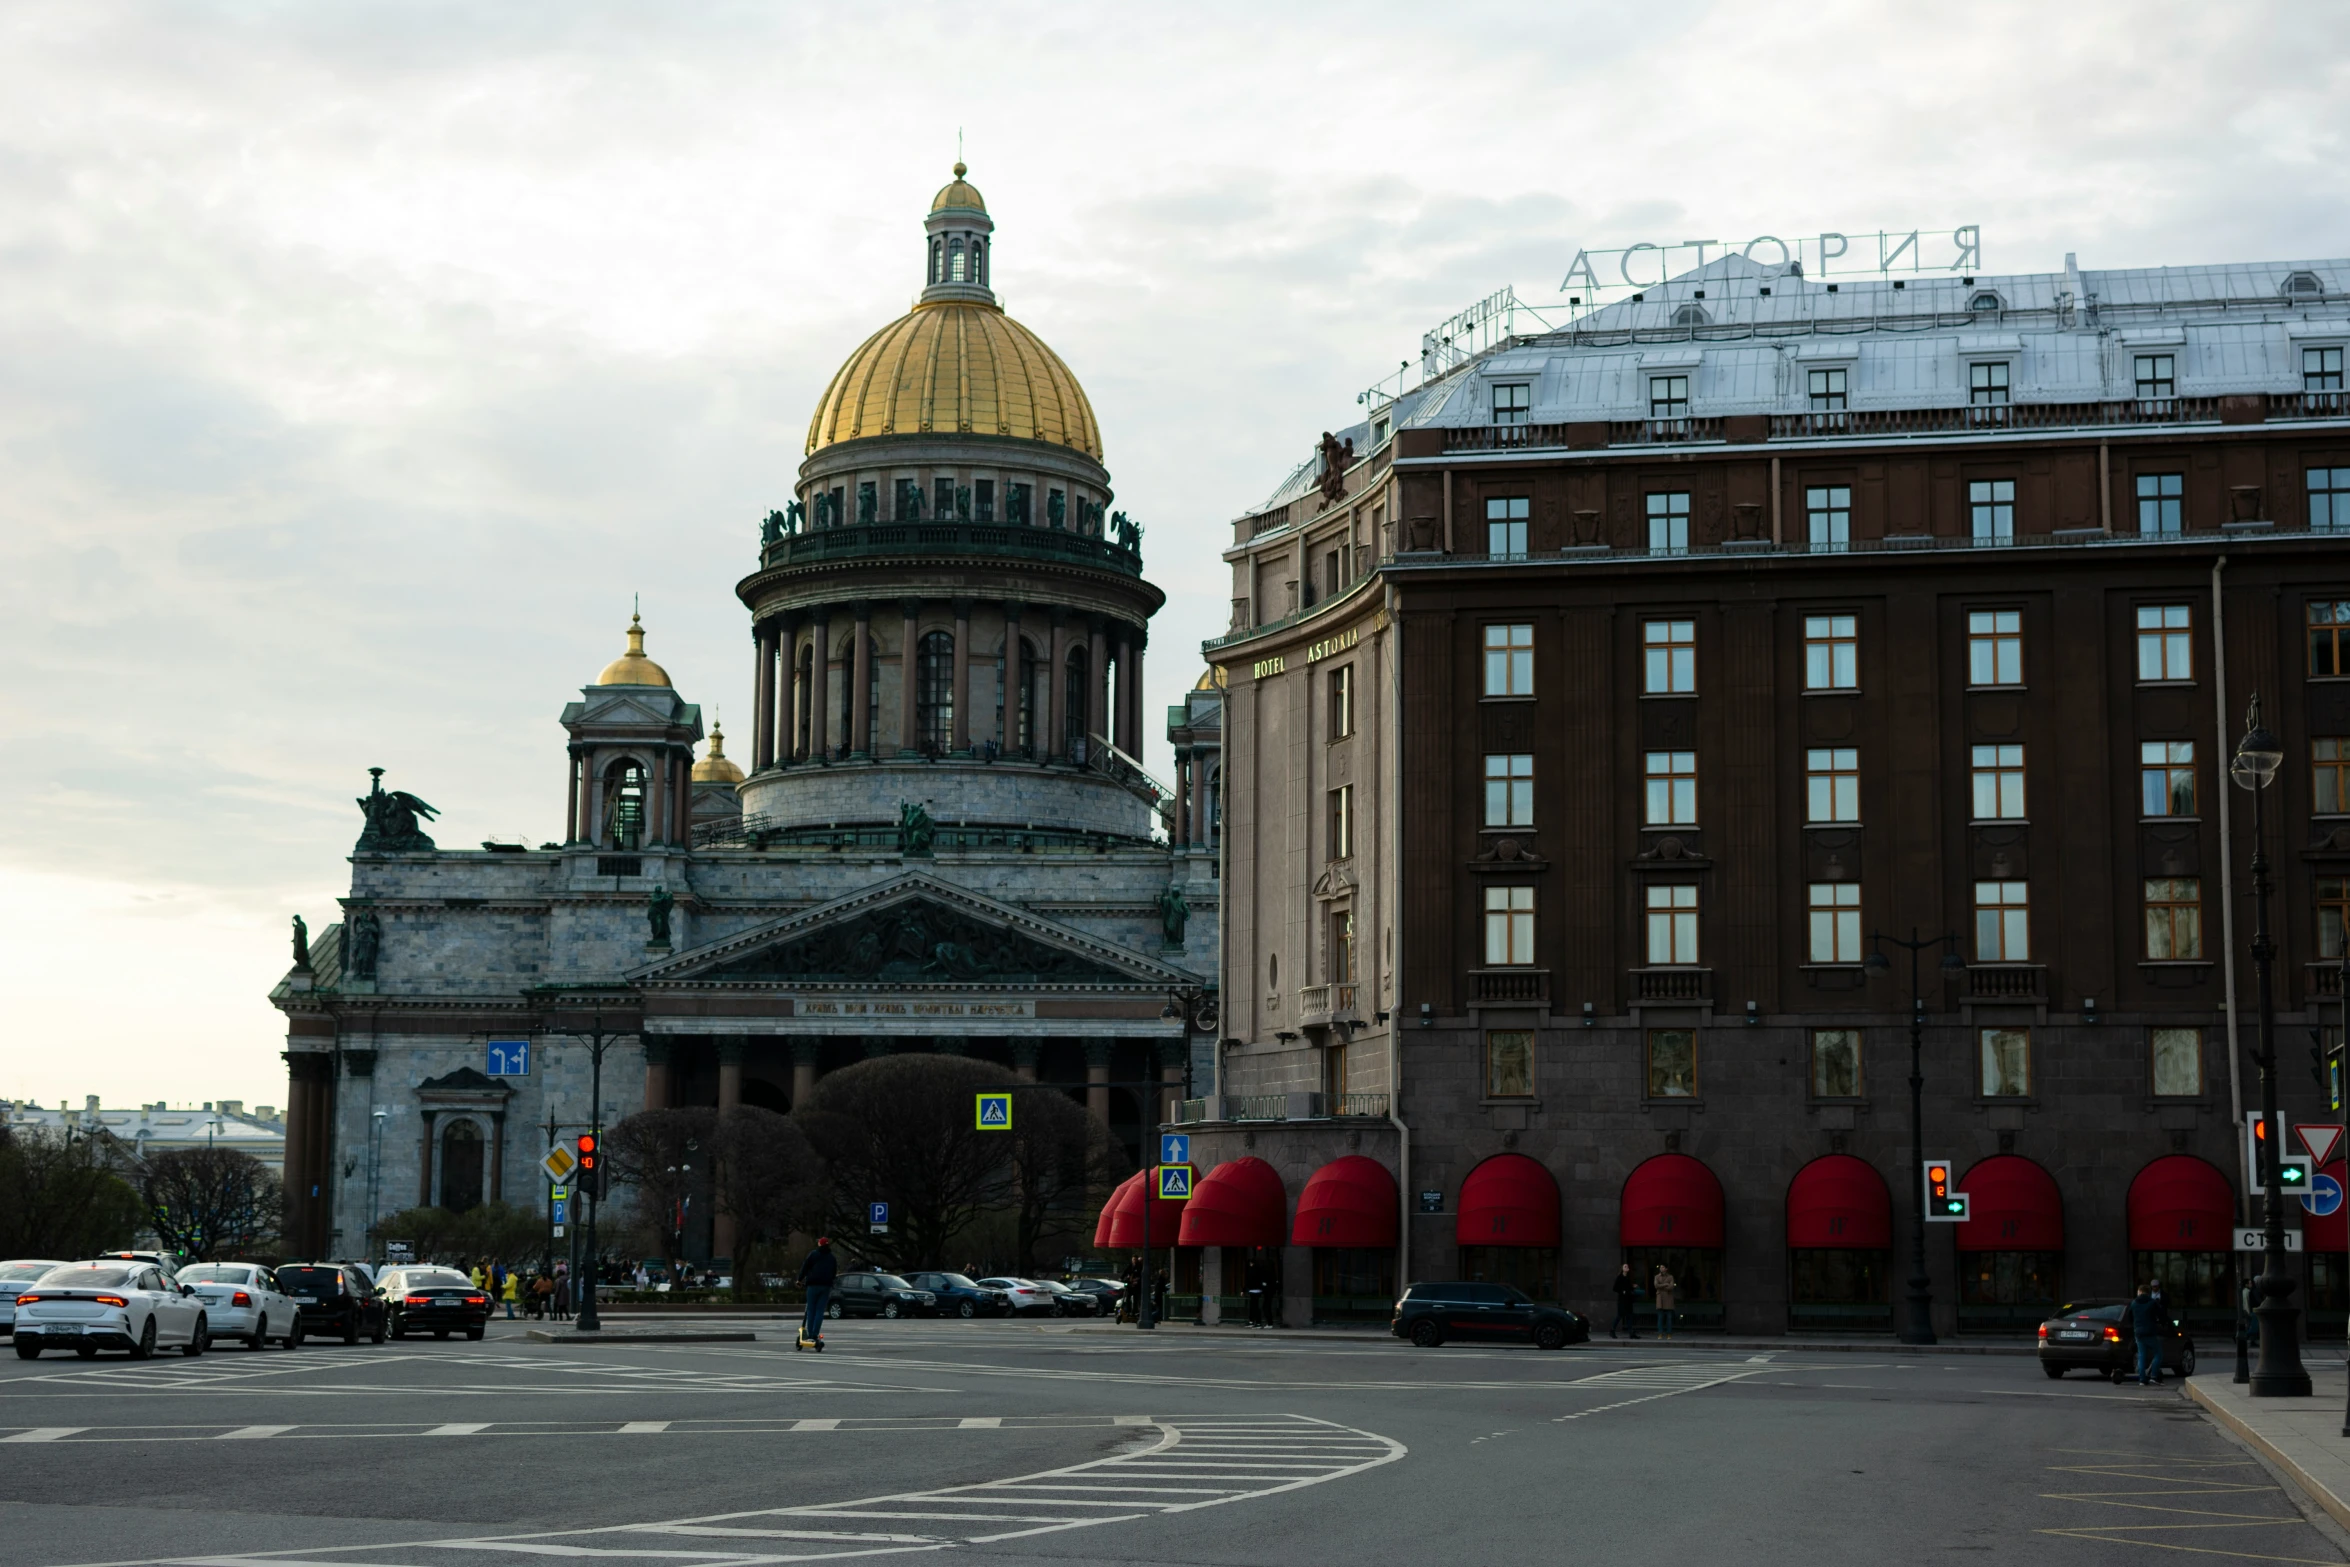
[2278,1154,2314,1196]
[1923,1158,1969,1222]
[577,1131,603,1201]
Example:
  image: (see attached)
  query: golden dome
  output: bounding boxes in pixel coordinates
[1194,666,1227,691]
[931,161,984,213]
[804,300,1102,460]
[596,612,673,687]
[692,722,744,785]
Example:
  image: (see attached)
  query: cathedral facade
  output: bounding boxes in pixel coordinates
[271,167,1221,1263]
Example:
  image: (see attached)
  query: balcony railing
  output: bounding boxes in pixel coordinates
[1966,963,2046,1001]
[1298,984,1329,1015]
[1334,1093,1390,1118]
[2307,962,2345,998]
[763,520,1143,577]
[1632,966,1712,1002]
[1225,1094,1289,1122]
[1471,967,1550,1004]
[1175,1097,1211,1125]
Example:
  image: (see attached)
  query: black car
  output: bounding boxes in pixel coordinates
[1062,1278,1126,1313]
[828,1272,938,1319]
[276,1263,387,1345]
[1391,1283,1590,1350]
[376,1267,492,1340]
[903,1272,1009,1318]
[1031,1280,1098,1316]
[2037,1300,2197,1380]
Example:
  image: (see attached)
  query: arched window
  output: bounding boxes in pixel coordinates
[602,759,646,848]
[1065,645,1091,759]
[949,237,967,282]
[794,643,814,759]
[929,238,943,284]
[916,630,955,754]
[440,1119,484,1213]
[973,239,986,285]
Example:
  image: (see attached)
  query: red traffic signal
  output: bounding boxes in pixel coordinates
[577,1131,598,1167]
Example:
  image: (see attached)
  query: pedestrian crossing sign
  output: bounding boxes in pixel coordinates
[1157,1164,1194,1200]
[976,1092,1013,1131]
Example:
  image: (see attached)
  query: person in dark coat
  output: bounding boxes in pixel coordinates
[1611,1263,1641,1339]
[798,1238,839,1343]
[2130,1282,2165,1385]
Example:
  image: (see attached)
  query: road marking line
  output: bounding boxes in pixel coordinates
[791,1419,839,1431]
[619,1422,671,1434]
[1,1428,84,1442]
[219,1426,296,1440]
[955,1417,999,1429]
[424,1423,490,1436]
[1113,1415,1152,1425]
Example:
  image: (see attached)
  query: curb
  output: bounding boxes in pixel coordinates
[1043,1322,2037,1355]
[523,1329,759,1344]
[2186,1379,2350,1536]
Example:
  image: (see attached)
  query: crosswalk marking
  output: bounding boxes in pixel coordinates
[955,1416,999,1428]
[790,1418,839,1431]
[617,1422,670,1434]
[0,1428,83,1443]
[219,1426,296,1440]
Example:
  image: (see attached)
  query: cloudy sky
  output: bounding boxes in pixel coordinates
[5,0,2345,1112]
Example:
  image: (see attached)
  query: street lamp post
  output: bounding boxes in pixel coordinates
[538,990,632,1335]
[2233,693,2312,1397]
[1866,928,1968,1347]
[367,1108,386,1263]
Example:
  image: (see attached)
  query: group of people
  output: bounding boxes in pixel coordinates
[464,1259,573,1321]
[1609,1262,1681,1339]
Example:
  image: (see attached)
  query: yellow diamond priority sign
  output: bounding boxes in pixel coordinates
[975,1092,1013,1131]
[540,1142,578,1184]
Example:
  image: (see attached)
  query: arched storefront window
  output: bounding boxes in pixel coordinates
[602,760,645,849]
[1787,1154,1892,1332]
[440,1119,484,1213]
[1065,646,1090,759]
[917,631,955,754]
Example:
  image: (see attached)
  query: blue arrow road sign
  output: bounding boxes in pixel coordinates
[1161,1133,1190,1167]
[485,1039,531,1076]
[2303,1172,2344,1218]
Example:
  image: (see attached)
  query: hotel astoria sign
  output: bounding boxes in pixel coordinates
[1561,226,1984,296]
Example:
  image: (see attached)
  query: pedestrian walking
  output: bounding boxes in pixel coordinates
[500,1270,520,1318]
[469,1260,487,1290]
[1610,1262,1641,1339]
[552,1265,572,1322]
[2131,1282,2165,1385]
[1651,1265,1678,1339]
[1244,1254,1266,1328]
[1153,1269,1169,1323]
[796,1236,838,1348]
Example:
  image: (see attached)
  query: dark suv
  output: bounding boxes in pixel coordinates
[828,1272,938,1319]
[276,1264,386,1344]
[1392,1283,1589,1350]
[903,1272,1009,1318]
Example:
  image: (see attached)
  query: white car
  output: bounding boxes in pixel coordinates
[176,1263,301,1350]
[974,1277,1066,1316]
[0,1261,67,1337]
[14,1261,209,1360]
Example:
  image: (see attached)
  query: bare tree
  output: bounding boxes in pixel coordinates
[0,1125,145,1258]
[370,1202,545,1269]
[795,1055,1014,1271]
[1006,1087,1123,1273]
[140,1147,282,1260]
[711,1107,827,1295]
[605,1107,717,1270]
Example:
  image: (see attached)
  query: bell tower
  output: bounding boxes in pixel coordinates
[921,161,996,305]
[559,612,704,853]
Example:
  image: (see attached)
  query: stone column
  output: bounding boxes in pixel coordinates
[791,1038,820,1110]
[1127,636,1146,757]
[417,1108,438,1207]
[1087,617,1108,756]
[565,751,582,844]
[1112,628,1133,756]
[489,1110,506,1204]
[776,615,799,768]
[753,625,776,769]
[850,603,874,757]
[714,1039,744,1262]
[1047,608,1070,761]
[1002,602,1025,753]
[643,1037,673,1111]
[810,607,833,758]
[1084,1039,1111,1127]
[646,747,667,847]
[1011,1037,1040,1081]
[950,598,973,754]
[898,599,921,754]
[1174,753,1190,847]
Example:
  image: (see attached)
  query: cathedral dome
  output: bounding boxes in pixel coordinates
[596,612,673,688]
[691,722,744,784]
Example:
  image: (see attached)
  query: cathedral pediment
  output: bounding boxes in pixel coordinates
[637,871,1189,989]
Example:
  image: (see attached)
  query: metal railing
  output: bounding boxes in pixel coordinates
[1966,963,2046,1000]
[693,815,1155,853]
[1334,1093,1390,1118]
[762,521,1143,576]
[1175,1098,1212,1125]
[1632,966,1711,1002]
[1224,1094,1289,1122]
[1472,967,1550,1003]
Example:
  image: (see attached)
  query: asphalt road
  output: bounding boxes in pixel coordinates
[0,1319,2340,1566]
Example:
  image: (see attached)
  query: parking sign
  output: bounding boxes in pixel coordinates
[869,1201,890,1234]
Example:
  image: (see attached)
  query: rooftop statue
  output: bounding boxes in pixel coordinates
[1158,882,1190,945]
[345,907,381,980]
[290,914,311,969]
[898,799,937,858]
[355,769,439,853]
[646,885,675,945]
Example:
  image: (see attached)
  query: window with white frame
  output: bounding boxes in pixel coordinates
[1484,886,1535,966]
[1483,753,1533,827]
[1483,623,1534,696]
[1806,485,1852,552]
[1975,881,2030,961]
[1971,744,2025,820]
[1808,883,1862,963]
[1486,496,1529,558]
[1806,748,1860,824]
[1646,491,1691,555]
[1804,614,1858,690]
[1646,883,1699,965]
[1643,619,1695,694]
[1644,751,1697,826]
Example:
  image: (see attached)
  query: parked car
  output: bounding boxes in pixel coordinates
[14,1261,209,1359]
[1390,1283,1590,1350]
[904,1272,1010,1318]
[275,1262,387,1344]
[2037,1300,2197,1380]
[176,1263,301,1350]
[974,1277,1065,1316]
[374,1267,491,1340]
[827,1272,938,1319]
[1061,1277,1125,1313]
[1030,1279,1098,1316]
[0,1261,67,1338]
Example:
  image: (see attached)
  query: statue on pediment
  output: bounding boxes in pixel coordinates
[646,885,675,946]
[355,769,438,853]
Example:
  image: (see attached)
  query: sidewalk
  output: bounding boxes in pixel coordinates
[2188,1361,2350,1532]
[1047,1320,2038,1354]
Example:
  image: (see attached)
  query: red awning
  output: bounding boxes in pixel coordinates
[1455,1153,1561,1248]
[1093,1172,1140,1249]
[2309,1161,2348,1252]
[1292,1155,1398,1248]
[1786,1154,1891,1249]
[1953,1155,2064,1252]
[1620,1153,1725,1249]
[1179,1157,1287,1249]
[2128,1154,2234,1252]
[1105,1168,1189,1249]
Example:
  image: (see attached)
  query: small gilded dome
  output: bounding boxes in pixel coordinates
[692,722,745,785]
[930,161,985,213]
[1194,666,1227,691]
[596,612,673,687]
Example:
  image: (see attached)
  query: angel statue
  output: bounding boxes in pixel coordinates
[354,769,439,853]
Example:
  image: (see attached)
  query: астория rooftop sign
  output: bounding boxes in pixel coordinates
[1561,227,1983,296]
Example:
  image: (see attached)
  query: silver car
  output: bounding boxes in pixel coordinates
[0,1261,67,1337]
[14,1262,209,1360]
[176,1263,301,1350]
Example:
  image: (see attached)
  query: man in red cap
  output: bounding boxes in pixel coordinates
[796,1237,838,1348]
